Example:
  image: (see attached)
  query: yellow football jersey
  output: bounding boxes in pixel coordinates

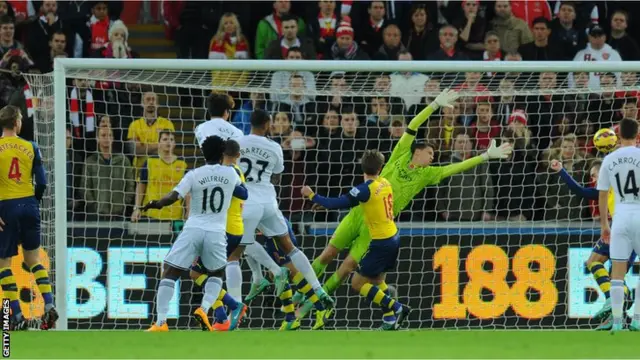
[140,157,187,220]
[127,117,175,170]
[0,136,39,201]
[226,164,245,236]
[357,177,398,240]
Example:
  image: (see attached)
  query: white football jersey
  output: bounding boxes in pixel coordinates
[571,44,622,89]
[174,164,242,231]
[195,118,243,146]
[237,134,285,203]
[598,146,640,211]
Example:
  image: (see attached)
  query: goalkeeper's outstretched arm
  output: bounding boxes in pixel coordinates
[433,140,513,183]
[387,89,460,165]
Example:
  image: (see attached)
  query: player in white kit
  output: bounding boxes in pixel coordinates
[145,135,247,332]
[597,118,640,333]
[237,109,335,309]
[195,93,289,304]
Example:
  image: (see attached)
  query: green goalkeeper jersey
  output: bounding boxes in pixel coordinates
[380,106,485,215]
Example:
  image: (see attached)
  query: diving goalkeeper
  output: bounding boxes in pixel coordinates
[296,89,513,327]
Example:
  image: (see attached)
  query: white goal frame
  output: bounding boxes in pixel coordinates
[52,58,640,330]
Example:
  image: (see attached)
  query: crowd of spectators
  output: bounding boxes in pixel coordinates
[3,0,640,225]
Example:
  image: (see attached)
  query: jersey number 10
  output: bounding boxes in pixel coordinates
[8,157,21,181]
[201,187,224,214]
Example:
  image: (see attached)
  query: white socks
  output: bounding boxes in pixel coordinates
[201,277,223,312]
[245,242,282,277]
[156,278,175,325]
[288,248,321,290]
[226,260,243,302]
[611,279,625,326]
[245,254,264,285]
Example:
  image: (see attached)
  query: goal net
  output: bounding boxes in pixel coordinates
[28,59,640,330]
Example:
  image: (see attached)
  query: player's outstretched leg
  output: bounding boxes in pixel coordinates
[279,283,300,331]
[352,274,410,331]
[285,244,333,309]
[244,254,273,303]
[245,242,287,299]
[23,248,57,330]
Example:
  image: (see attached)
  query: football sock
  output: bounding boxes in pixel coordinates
[213,300,227,323]
[635,279,640,322]
[610,279,625,326]
[288,248,321,290]
[311,257,328,277]
[194,273,208,287]
[323,272,346,295]
[245,242,281,278]
[360,283,401,313]
[587,262,611,298]
[245,255,263,284]
[201,277,223,313]
[212,289,238,323]
[293,272,324,311]
[29,263,54,310]
[280,283,296,322]
[379,282,396,323]
[226,260,243,302]
[156,278,175,325]
[0,268,21,321]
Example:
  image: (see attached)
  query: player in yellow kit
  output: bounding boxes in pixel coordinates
[0,105,56,330]
[301,150,411,330]
[550,159,634,330]
[189,139,249,331]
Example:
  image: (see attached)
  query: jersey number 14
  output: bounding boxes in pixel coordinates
[615,170,640,200]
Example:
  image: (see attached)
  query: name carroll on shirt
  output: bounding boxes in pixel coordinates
[607,156,640,171]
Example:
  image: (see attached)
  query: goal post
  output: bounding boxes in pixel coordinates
[40,58,640,330]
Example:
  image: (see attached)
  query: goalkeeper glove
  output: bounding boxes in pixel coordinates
[431,89,460,110]
[481,139,513,160]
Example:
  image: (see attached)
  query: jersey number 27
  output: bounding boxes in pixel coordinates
[240,158,268,183]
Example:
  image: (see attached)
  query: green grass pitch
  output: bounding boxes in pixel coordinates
[9,330,639,358]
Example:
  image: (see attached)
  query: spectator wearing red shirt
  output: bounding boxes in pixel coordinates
[510,0,551,29]
[265,14,316,60]
[453,0,488,60]
[208,13,249,60]
[307,0,341,59]
[88,1,111,51]
[472,99,500,151]
[518,17,563,60]
[403,4,439,61]
[426,25,469,62]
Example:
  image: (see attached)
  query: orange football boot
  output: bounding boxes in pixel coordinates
[193,307,213,331]
[146,322,169,332]
[212,320,231,331]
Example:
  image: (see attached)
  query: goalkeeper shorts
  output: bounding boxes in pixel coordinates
[329,208,366,251]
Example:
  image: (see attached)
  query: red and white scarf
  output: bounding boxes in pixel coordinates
[483,50,502,77]
[24,83,34,118]
[318,13,337,38]
[70,87,95,137]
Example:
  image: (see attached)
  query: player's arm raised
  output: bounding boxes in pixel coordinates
[301,183,369,210]
[549,160,598,200]
[427,139,512,186]
[388,89,459,164]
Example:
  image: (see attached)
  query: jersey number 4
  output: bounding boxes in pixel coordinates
[240,158,268,182]
[8,157,21,181]
[615,170,640,199]
[201,187,225,214]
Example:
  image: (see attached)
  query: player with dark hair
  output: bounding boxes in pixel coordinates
[145,135,248,331]
[189,139,249,331]
[597,117,640,332]
[295,89,513,329]
[301,150,411,330]
[0,105,56,330]
[549,157,635,330]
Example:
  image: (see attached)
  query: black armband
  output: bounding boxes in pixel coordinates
[405,128,417,136]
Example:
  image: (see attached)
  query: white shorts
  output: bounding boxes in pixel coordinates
[164,227,227,272]
[610,210,640,262]
[241,200,288,245]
